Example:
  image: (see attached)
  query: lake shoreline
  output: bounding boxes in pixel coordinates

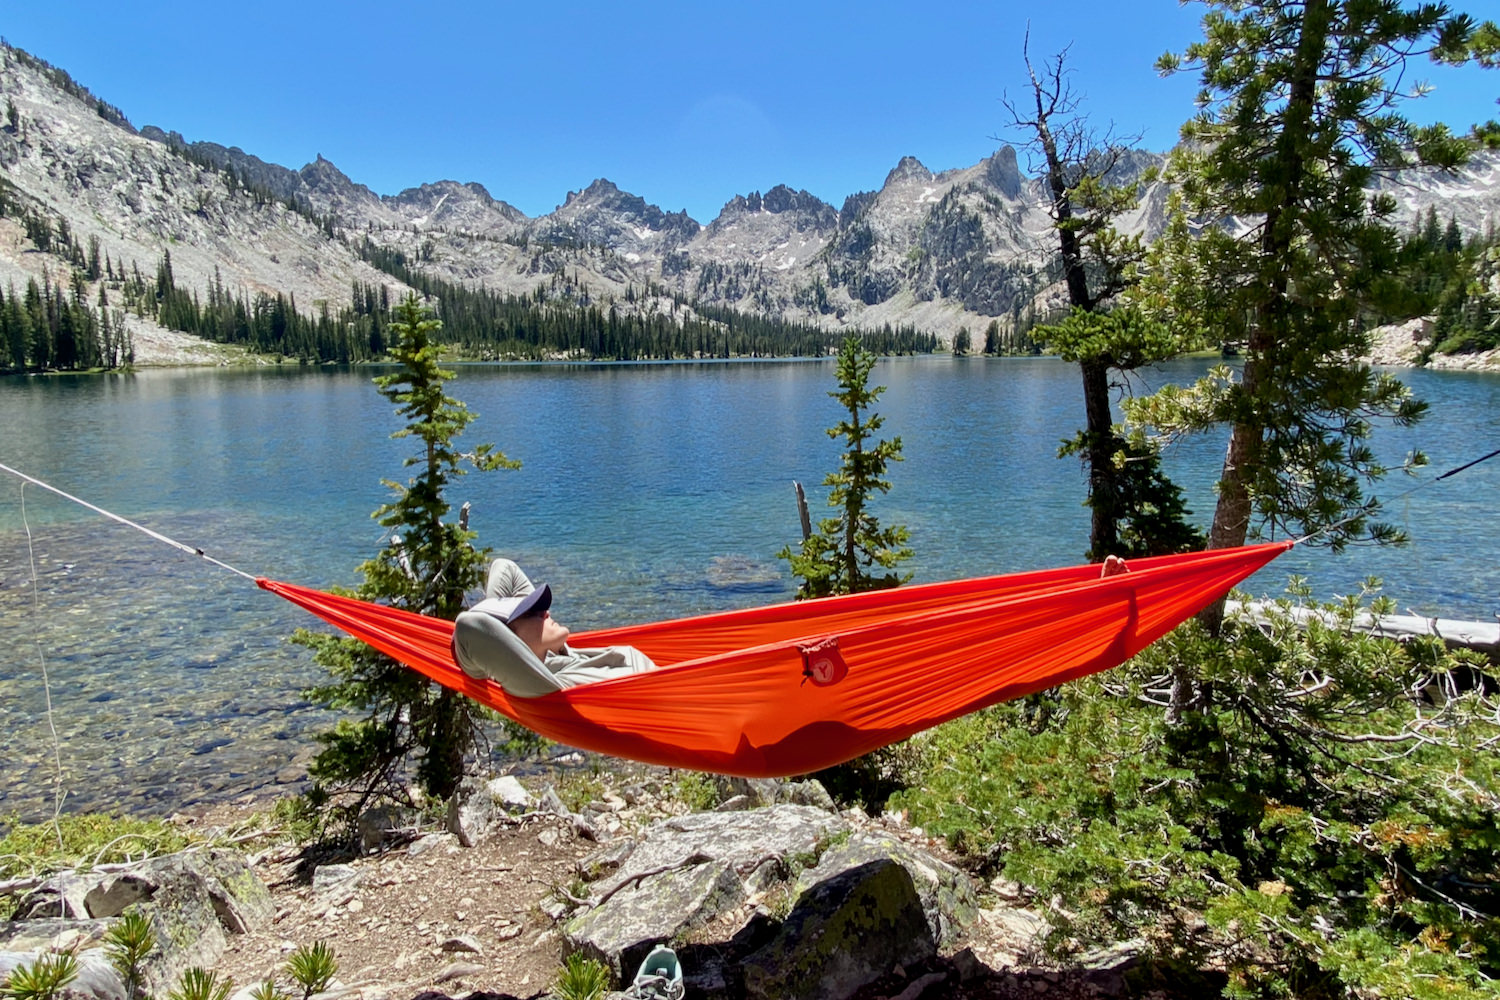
[95,317,1500,373]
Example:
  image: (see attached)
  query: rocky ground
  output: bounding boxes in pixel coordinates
[191,766,1151,1000]
[1364,316,1500,371]
[129,323,254,367]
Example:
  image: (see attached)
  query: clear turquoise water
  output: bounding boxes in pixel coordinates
[1,357,1495,819]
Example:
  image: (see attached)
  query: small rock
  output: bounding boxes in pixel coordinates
[440,934,483,954]
[488,775,534,810]
[407,832,456,856]
[892,972,946,1000]
[433,961,485,984]
[311,864,359,891]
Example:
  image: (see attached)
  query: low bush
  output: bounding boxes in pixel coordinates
[892,583,1500,998]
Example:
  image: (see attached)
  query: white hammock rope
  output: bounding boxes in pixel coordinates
[20,481,68,846]
[0,461,257,581]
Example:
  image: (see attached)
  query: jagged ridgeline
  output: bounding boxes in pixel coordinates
[351,238,936,361]
[0,190,934,370]
[3,34,1497,375]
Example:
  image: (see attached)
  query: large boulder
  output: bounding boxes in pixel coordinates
[566,804,844,981]
[740,832,980,1000]
[561,803,979,998]
[741,858,934,1000]
[1,850,272,997]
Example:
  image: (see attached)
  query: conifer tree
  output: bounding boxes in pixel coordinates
[0,285,22,372]
[1132,0,1495,698]
[24,278,47,370]
[1137,1,1491,581]
[780,335,912,598]
[298,293,518,813]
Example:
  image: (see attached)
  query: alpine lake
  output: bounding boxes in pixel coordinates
[2,356,1496,821]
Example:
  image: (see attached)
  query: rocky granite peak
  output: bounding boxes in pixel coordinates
[3,38,1499,355]
[383,179,528,236]
[710,185,838,232]
[540,178,700,254]
[885,154,934,187]
[982,146,1024,200]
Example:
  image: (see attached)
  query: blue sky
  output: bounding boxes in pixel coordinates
[5,1,1497,223]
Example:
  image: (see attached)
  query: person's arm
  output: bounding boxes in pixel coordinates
[486,558,534,599]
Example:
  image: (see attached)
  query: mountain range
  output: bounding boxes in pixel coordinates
[3,41,1499,354]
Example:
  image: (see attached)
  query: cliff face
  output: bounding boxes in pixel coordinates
[4,40,1499,351]
[0,54,398,324]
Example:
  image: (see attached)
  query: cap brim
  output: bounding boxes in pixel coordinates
[505,583,551,623]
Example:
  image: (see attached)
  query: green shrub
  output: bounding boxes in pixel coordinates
[248,979,286,1000]
[103,909,156,1000]
[672,772,719,812]
[1,952,79,1000]
[285,941,337,1000]
[166,968,232,1000]
[893,585,1500,997]
[553,951,611,1000]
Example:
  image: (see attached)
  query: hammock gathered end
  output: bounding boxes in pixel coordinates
[260,541,1292,778]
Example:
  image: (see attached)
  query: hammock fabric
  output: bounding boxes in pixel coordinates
[259,541,1290,778]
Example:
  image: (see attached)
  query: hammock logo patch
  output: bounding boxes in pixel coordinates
[800,637,848,687]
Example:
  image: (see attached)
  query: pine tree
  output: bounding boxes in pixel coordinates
[982,319,1001,355]
[299,293,519,814]
[1133,0,1494,692]
[1140,1,1489,555]
[24,277,47,370]
[0,284,24,372]
[780,335,912,599]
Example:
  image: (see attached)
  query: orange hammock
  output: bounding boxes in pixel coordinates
[259,541,1290,778]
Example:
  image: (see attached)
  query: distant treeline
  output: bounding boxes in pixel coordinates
[355,238,936,360]
[106,241,936,364]
[1379,207,1500,357]
[0,178,134,372]
[2,270,132,373]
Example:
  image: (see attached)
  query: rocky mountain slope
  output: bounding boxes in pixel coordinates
[3,41,1498,353]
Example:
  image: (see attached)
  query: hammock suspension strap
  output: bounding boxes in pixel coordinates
[0,462,257,581]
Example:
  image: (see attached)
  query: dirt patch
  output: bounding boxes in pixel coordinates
[187,775,1141,1000]
[216,816,589,999]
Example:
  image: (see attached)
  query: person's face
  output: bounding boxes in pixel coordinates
[510,609,570,658]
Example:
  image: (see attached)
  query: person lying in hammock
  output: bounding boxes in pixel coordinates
[450,558,658,696]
